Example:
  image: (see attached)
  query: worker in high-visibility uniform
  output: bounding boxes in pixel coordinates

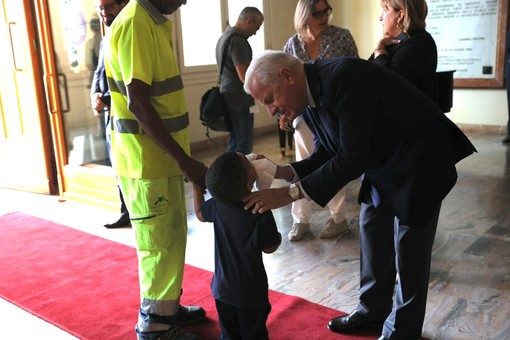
[104,0,207,339]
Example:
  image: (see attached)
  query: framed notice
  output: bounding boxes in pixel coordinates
[427,0,508,88]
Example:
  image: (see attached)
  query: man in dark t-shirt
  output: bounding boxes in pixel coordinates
[215,7,264,154]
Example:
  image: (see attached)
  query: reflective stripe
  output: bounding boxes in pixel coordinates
[113,113,189,134]
[108,77,126,96]
[107,75,184,97]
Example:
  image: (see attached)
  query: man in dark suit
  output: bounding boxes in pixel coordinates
[243,51,476,340]
[90,0,130,228]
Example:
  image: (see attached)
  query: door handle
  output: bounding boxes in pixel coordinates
[58,73,70,113]
[8,22,23,72]
[44,73,70,114]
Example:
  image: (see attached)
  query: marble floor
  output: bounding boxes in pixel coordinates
[0,131,509,340]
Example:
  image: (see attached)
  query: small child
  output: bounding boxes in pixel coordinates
[193,151,282,339]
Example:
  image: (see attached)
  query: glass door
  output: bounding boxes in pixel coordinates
[47,0,109,167]
[0,0,55,194]
[35,0,119,208]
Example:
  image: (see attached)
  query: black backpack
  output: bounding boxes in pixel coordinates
[199,85,231,138]
[199,33,247,138]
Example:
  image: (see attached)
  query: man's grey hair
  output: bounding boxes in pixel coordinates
[238,7,264,22]
[244,50,302,95]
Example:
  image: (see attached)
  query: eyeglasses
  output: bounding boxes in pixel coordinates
[96,3,119,12]
[312,7,332,19]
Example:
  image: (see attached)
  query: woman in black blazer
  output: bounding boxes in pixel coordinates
[369,0,437,100]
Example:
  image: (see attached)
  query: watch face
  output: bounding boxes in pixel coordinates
[289,185,299,200]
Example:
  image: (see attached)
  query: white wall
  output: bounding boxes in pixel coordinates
[451,89,507,126]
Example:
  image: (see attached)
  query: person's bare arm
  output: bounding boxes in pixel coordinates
[126,79,207,190]
[275,164,295,181]
[192,184,206,222]
[235,63,249,83]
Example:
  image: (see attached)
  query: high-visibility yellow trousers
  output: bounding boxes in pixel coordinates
[118,176,187,332]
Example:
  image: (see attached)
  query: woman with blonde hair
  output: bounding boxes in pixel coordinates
[282,0,358,242]
[370,0,437,99]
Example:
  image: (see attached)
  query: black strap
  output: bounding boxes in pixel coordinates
[218,32,248,84]
[218,37,230,79]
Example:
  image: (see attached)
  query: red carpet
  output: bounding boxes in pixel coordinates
[0,212,382,339]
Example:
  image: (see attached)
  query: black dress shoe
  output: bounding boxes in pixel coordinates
[328,310,384,333]
[503,134,510,144]
[104,213,131,229]
[174,305,206,326]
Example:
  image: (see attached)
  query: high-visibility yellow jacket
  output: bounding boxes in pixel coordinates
[105,0,190,179]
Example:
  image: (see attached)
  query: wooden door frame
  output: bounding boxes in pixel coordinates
[32,0,67,196]
[25,0,59,194]
[0,0,58,194]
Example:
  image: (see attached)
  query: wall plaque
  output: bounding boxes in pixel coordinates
[427,0,508,88]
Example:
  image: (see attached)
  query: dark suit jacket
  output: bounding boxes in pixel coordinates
[291,58,476,228]
[369,29,437,99]
[90,40,110,107]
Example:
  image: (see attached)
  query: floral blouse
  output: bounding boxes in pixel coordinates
[283,25,359,62]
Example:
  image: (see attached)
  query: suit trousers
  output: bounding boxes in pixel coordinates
[357,188,440,340]
[105,112,129,216]
[291,117,346,224]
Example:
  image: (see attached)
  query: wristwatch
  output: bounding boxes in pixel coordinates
[288,183,300,201]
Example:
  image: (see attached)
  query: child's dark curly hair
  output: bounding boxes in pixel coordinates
[206,152,248,205]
